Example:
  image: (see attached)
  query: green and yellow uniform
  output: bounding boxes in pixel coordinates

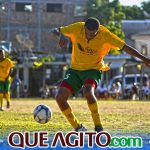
[0,58,14,109]
[60,22,125,93]
[59,22,125,129]
[60,22,125,71]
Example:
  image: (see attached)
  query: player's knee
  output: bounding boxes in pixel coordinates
[83,85,95,99]
[83,91,92,99]
[55,87,70,104]
[56,93,64,104]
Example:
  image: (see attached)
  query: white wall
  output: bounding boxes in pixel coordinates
[131,35,150,58]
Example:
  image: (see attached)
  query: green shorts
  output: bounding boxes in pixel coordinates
[0,80,11,93]
[60,68,102,93]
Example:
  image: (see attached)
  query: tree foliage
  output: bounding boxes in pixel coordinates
[122,5,145,20]
[122,1,150,20]
[141,1,150,18]
[86,0,150,54]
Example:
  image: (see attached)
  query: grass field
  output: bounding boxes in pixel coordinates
[0,98,150,138]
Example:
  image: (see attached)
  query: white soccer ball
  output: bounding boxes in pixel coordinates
[33,104,52,124]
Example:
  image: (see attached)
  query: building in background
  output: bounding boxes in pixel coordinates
[0,0,87,96]
[0,0,87,53]
[0,1,149,96]
[122,20,150,74]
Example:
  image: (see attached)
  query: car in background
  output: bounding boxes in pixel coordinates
[108,74,149,98]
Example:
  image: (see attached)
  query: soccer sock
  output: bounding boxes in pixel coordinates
[0,93,4,108]
[88,102,102,127]
[5,92,10,103]
[62,107,81,129]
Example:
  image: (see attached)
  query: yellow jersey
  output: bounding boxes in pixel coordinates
[60,22,125,71]
[0,58,14,81]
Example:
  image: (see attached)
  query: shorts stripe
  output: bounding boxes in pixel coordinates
[84,79,97,89]
[60,81,74,94]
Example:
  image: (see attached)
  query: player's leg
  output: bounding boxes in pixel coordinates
[4,80,11,108]
[0,81,4,111]
[5,92,11,108]
[55,69,85,131]
[56,86,81,130]
[82,70,103,132]
[83,83,103,132]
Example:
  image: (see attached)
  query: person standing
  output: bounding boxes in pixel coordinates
[0,48,15,111]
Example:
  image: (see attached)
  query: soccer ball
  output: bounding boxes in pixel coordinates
[33,104,52,124]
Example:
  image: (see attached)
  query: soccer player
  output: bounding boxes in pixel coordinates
[52,17,150,132]
[0,48,15,111]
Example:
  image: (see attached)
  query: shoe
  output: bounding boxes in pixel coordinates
[6,102,10,108]
[75,124,87,132]
[0,107,4,111]
[95,126,103,132]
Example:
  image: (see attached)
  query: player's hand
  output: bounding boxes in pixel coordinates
[143,57,150,67]
[59,35,67,48]
[5,78,9,82]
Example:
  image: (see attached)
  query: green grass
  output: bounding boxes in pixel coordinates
[0,98,150,138]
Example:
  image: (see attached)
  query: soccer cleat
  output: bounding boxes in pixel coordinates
[6,102,10,108]
[75,124,87,132]
[95,126,103,132]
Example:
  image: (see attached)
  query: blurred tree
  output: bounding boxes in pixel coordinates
[122,5,145,20]
[87,0,110,18]
[86,0,150,54]
[141,1,150,18]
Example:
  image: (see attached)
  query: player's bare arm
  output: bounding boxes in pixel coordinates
[5,68,13,81]
[51,28,68,48]
[123,44,150,67]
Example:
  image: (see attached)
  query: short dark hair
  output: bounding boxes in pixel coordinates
[85,17,100,31]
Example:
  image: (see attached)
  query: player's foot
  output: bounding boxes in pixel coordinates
[6,102,10,108]
[0,107,4,111]
[75,124,87,132]
[95,126,103,132]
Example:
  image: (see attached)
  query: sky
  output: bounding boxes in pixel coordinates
[118,0,150,6]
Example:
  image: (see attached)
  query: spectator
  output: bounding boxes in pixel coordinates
[116,82,122,99]
[142,82,150,100]
[11,74,21,98]
[109,83,118,99]
[23,85,28,98]
[96,82,108,100]
[50,86,58,98]
[39,85,50,99]
[131,83,139,100]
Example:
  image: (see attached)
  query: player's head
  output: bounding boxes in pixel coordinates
[0,48,5,61]
[84,17,100,40]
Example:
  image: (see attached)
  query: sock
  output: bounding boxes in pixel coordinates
[88,102,102,127]
[62,107,81,129]
[5,92,10,103]
[0,93,4,108]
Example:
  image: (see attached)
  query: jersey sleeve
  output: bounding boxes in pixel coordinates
[7,58,15,68]
[60,22,83,37]
[104,28,125,51]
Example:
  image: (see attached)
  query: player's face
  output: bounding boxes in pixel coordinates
[84,27,98,40]
[0,50,5,61]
